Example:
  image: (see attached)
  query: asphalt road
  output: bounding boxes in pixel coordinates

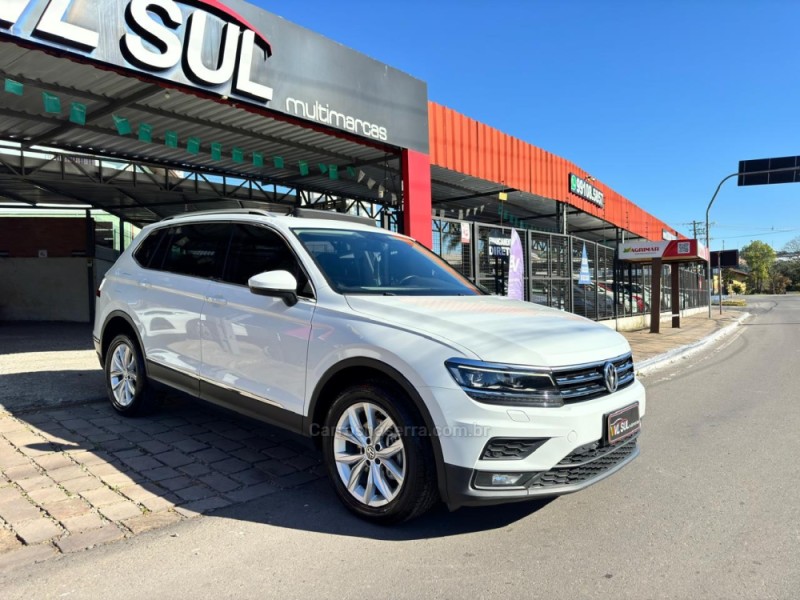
[3,296,799,599]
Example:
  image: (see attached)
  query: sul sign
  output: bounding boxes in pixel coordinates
[0,0,274,103]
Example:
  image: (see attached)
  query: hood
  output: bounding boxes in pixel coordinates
[345,294,631,367]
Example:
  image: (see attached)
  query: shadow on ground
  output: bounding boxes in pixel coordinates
[0,322,94,355]
[215,476,552,540]
[3,392,546,551]
[0,371,105,413]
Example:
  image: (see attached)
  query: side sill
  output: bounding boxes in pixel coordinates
[199,379,304,435]
[147,360,200,397]
[145,360,304,435]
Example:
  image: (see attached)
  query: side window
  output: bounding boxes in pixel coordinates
[223,224,311,296]
[133,228,167,269]
[160,223,230,279]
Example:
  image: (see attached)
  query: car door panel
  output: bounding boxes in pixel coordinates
[128,222,229,393]
[199,222,314,418]
[200,286,314,416]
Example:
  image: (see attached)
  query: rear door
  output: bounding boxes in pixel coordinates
[130,222,230,394]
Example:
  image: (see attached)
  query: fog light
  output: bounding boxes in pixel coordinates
[473,471,535,489]
[492,473,523,486]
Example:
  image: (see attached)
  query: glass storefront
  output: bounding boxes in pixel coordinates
[432,218,708,321]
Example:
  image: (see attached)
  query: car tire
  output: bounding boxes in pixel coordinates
[322,381,439,524]
[104,333,157,416]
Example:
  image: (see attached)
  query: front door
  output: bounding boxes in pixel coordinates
[200,223,315,421]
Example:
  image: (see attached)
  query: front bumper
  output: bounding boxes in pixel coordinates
[444,432,640,508]
[420,378,646,509]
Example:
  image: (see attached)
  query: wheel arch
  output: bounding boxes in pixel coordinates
[100,311,145,369]
[304,358,451,505]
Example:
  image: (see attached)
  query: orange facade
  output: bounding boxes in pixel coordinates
[428,102,681,242]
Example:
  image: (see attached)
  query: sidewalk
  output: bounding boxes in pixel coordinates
[0,310,750,572]
[621,309,748,369]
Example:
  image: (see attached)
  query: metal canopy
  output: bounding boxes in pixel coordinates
[0,42,403,225]
[429,165,633,246]
[2,42,642,245]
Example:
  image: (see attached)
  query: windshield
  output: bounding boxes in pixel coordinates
[293,228,482,296]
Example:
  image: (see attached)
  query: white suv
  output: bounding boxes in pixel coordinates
[93,208,645,523]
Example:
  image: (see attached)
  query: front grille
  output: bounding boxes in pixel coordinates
[552,353,635,403]
[527,433,639,489]
[481,438,547,460]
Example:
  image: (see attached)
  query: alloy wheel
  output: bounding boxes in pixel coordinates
[109,342,138,408]
[333,402,407,507]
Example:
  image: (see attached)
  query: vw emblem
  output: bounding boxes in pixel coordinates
[603,362,619,393]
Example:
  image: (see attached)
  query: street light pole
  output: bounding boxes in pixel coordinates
[705,164,800,318]
[705,172,739,318]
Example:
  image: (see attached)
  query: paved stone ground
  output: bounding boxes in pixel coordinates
[0,398,323,573]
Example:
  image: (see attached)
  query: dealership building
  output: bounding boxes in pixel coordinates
[0,0,707,324]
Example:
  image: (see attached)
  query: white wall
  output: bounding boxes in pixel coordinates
[0,258,90,322]
[600,306,707,332]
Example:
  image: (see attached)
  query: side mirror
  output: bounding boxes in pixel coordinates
[248,270,298,306]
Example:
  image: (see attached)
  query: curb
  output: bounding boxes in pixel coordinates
[636,311,751,376]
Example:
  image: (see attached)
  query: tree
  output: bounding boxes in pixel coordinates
[783,235,800,254]
[774,258,800,291]
[740,240,776,293]
[729,280,746,294]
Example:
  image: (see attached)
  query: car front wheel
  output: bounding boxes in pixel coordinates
[322,381,438,523]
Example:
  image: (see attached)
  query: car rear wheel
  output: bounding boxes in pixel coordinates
[104,333,156,416]
[322,381,438,523]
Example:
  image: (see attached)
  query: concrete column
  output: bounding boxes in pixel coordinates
[401,149,432,248]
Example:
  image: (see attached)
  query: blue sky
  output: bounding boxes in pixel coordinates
[258,0,800,252]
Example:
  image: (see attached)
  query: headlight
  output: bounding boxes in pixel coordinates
[445,358,562,407]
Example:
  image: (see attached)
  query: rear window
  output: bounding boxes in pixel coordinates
[133,228,167,269]
[133,223,230,280]
[160,223,230,279]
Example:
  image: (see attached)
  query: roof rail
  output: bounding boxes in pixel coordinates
[289,207,376,226]
[159,208,276,222]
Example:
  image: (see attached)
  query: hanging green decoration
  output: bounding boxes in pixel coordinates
[328,165,339,180]
[187,137,201,154]
[318,163,328,174]
[42,92,61,114]
[113,114,132,135]
[211,142,223,161]
[138,123,153,143]
[346,166,356,179]
[232,147,244,163]
[298,161,309,176]
[164,130,178,148]
[273,156,284,169]
[4,79,23,96]
[253,152,264,167]
[69,102,87,125]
